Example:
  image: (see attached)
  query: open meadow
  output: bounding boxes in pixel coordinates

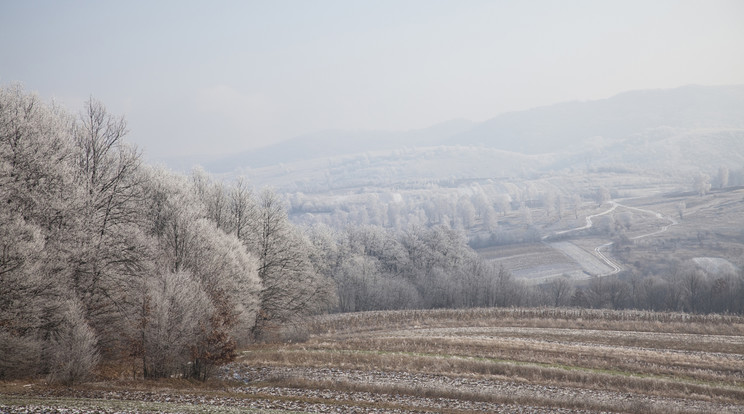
[3,308,744,413]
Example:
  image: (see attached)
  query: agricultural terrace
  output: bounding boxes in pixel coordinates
[4,308,743,413]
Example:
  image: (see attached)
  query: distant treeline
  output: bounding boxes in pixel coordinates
[306,224,744,315]
[307,224,527,312]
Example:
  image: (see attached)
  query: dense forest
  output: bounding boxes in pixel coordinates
[0,85,334,382]
[2,85,744,385]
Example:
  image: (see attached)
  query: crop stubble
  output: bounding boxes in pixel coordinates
[230,308,744,413]
[2,308,743,413]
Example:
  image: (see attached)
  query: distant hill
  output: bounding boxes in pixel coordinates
[576,128,744,172]
[175,84,744,189]
[204,119,475,173]
[448,85,744,153]
[235,146,557,192]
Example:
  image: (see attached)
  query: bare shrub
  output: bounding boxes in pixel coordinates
[141,270,213,379]
[45,300,100,385]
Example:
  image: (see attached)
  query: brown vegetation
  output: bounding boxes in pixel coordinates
[3,310,744,412]
[227,308,744,413]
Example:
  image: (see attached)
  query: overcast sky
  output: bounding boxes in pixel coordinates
[2,0,743,160]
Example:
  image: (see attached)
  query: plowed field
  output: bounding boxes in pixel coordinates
[6,308,741,413]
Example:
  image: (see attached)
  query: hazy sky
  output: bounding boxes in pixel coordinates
[1,0,743,160]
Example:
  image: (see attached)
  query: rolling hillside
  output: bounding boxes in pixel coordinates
[185,84,744,190]
[449,84,744,153]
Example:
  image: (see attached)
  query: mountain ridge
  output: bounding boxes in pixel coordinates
[166,84,744,178]
[447,84,744,153]
[204,118,476,173]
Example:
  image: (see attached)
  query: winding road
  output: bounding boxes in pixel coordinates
[545,200,678,277]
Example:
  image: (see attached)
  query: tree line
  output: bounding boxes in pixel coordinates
[0,85,334,383]
[306,224,526,312]
[306,223,744,315]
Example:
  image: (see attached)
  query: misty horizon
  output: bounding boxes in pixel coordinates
[157,82,743,162]
[2,1,743,160]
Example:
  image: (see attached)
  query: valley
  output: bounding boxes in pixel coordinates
[4,3,744,412]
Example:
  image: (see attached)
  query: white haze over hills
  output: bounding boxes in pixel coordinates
[166,85,744,191]
[205,118,476,170]
[448,85,744,153]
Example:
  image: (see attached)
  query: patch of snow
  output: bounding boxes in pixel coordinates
[692,257,737,275]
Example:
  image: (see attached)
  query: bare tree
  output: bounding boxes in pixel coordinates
[716,166,730,189]
[45,300,100,385]
[616,211,633,231]
[493,265,519,307]
[69,98,152,354]
[482,206,499,232]
[456,196,476,229]
[555,194,565,219]
[0,85,82,378]
[229,177,256,241]
[191,167,230,230]
[549,277,573,307]
[571,193,582,219]
[494,194,511,216]
[520,203,533,226]
[681,267,708,313]
[676,201,686,220]
[0,214,50,379]
[0,85,78,228]
[248,189,336,339]
[139,270,213,379]
[184,218,260,346]
[543,191,557,219]
[595,186,611,206]
[692,172,711,196]
[142,167,261,354]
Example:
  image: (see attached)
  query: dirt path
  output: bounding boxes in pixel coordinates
[549,202,618,237]
[544,200,678,277]
[591,201,679,276]
[618,202,678,241]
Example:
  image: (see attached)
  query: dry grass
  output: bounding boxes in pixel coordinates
[4,307,743,413]
[308,307,744,336]
[332,334,744,381]
[255,375,710,414]
[239,346,744,404]
[231,307,744,412]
